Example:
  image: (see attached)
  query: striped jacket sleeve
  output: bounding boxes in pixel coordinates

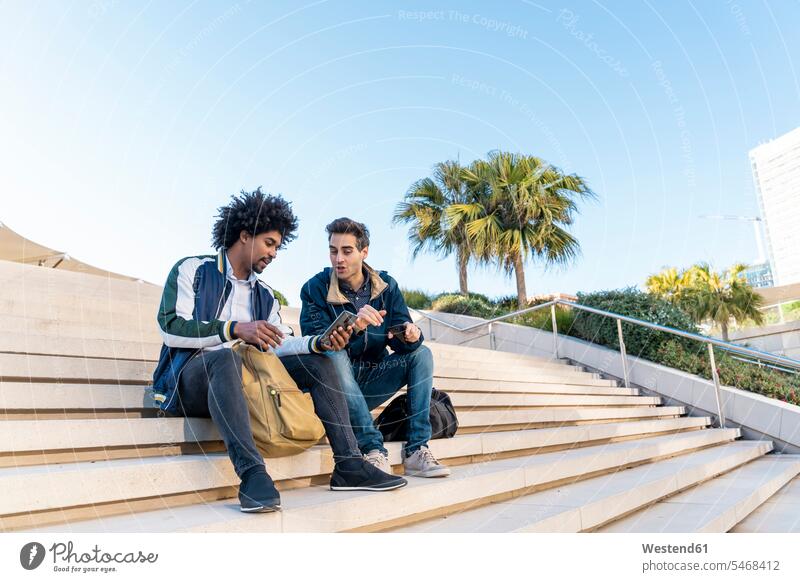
[157,257,236,349]
[264,284,326,357]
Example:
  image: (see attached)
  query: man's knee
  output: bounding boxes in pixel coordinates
[204,349,242,377]
[409,344,433,366]
[324,351,356,378]
[413,344,432,358]
[306,354,346,390]
[325,349,350,365]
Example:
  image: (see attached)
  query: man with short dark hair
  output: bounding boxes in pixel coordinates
[152,192,407,514]
[299,217,450,478]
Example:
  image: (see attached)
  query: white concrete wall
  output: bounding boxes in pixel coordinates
[730,320,800,359]
[415,310,800,453]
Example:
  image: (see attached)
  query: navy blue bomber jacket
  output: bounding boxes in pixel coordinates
[299,263,424,363]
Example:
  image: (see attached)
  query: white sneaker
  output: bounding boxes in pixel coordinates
[363,449,393,474]
[403,446,451,478]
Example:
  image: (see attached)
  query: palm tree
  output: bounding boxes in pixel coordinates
[680,263,765,341]
[455,151,595,309]
[393,161,480,295]
[645,267,691,303]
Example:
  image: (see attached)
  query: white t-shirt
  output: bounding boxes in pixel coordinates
[204,261,257,352]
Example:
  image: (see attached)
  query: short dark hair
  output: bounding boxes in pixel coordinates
[326,217,370,250]
[212,188,299,250]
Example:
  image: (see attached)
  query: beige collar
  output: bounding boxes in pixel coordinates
[327,262,388,305]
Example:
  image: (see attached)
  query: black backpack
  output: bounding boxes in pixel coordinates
[374,388,458,441]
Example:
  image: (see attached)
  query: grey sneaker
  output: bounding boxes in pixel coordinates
[403,446,451,478]
[363,449,393,474]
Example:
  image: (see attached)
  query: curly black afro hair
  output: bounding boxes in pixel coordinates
[212,188,299,250]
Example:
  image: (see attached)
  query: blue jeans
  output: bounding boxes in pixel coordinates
[176,348,362,479]
[326,345,434,455]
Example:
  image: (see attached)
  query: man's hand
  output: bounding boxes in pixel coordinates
[387,322,421,343]
[353,306,386,331]
[232,320,285,350]
[321,325,353,351]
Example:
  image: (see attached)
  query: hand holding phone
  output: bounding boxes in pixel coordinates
[387,323,409,343]
[320,311,358,350]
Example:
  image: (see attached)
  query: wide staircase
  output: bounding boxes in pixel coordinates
[1,260,799,533]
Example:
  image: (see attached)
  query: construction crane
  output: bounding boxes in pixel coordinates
[698,214,766,264]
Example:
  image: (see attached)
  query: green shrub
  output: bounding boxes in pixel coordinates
[571,288,698,361]
[272,289,288,306]
[495,295,519,312]
[463,291,492,304]
[430,293,493,318]
[509,305,577,333]
[656,340,800,406]
[401,288,432,309]
[654,339,708,377]
[432,290,492,303]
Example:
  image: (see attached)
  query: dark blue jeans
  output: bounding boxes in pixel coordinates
[326,345,434,455]
[176,348,361,478]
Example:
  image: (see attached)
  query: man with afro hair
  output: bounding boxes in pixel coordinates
[152,188,406,514]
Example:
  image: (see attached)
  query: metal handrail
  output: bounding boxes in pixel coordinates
[411,298,800,429]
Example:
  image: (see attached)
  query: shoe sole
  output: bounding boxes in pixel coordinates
[330,480,408,492]
[404,468,451,478]
[240,502,282,513]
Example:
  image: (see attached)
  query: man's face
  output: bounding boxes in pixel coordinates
[243,229,282,274]
[329,233,368,281]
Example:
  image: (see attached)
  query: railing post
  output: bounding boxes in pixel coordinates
[707,343,726,428]
[488,322,495,350]
[550,304,559,359]
[616,318,630,389]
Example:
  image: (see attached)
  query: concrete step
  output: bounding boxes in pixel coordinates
[0,354,609,390]
[424,388,641,406]
[0,314,164,344]
[433,367,617,387]
[434,377,628,395]
[393,440,772,533]
[2,409,688,430]
[0,335,161,361]
[0,289,160,312]
[0,379,660,414]
[0,320,301,351]
[597,455,800,533]
[0,352,617,386]
[0,382,157,411]
[732,459,800,533]
[435,378,633,396]
[16,428,741,533]
[427,352,584,373]
[0,337,587,383]
[0,279,162,304]
[0,260,161,298]
[448,392,660,408]
[0,330,564,365]
[0,353,153,383]
[426,341,561,364]
[0,415,710,464]
[0,296,161,329]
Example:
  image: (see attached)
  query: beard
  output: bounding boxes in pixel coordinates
[253,257,270,273]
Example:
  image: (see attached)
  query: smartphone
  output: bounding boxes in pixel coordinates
[320,311,358,348]
[387,323,409,342]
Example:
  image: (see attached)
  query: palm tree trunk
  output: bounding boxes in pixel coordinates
[513,253,527,309]
[457,249,469,295]
[721,321,729,342]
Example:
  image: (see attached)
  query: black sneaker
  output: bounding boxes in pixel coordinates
[238,465,282,513]
[330,458,408,491]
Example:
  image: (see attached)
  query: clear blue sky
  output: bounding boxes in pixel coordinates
[2,0,798,304]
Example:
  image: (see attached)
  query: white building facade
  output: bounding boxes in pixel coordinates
[750,126,800,286]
